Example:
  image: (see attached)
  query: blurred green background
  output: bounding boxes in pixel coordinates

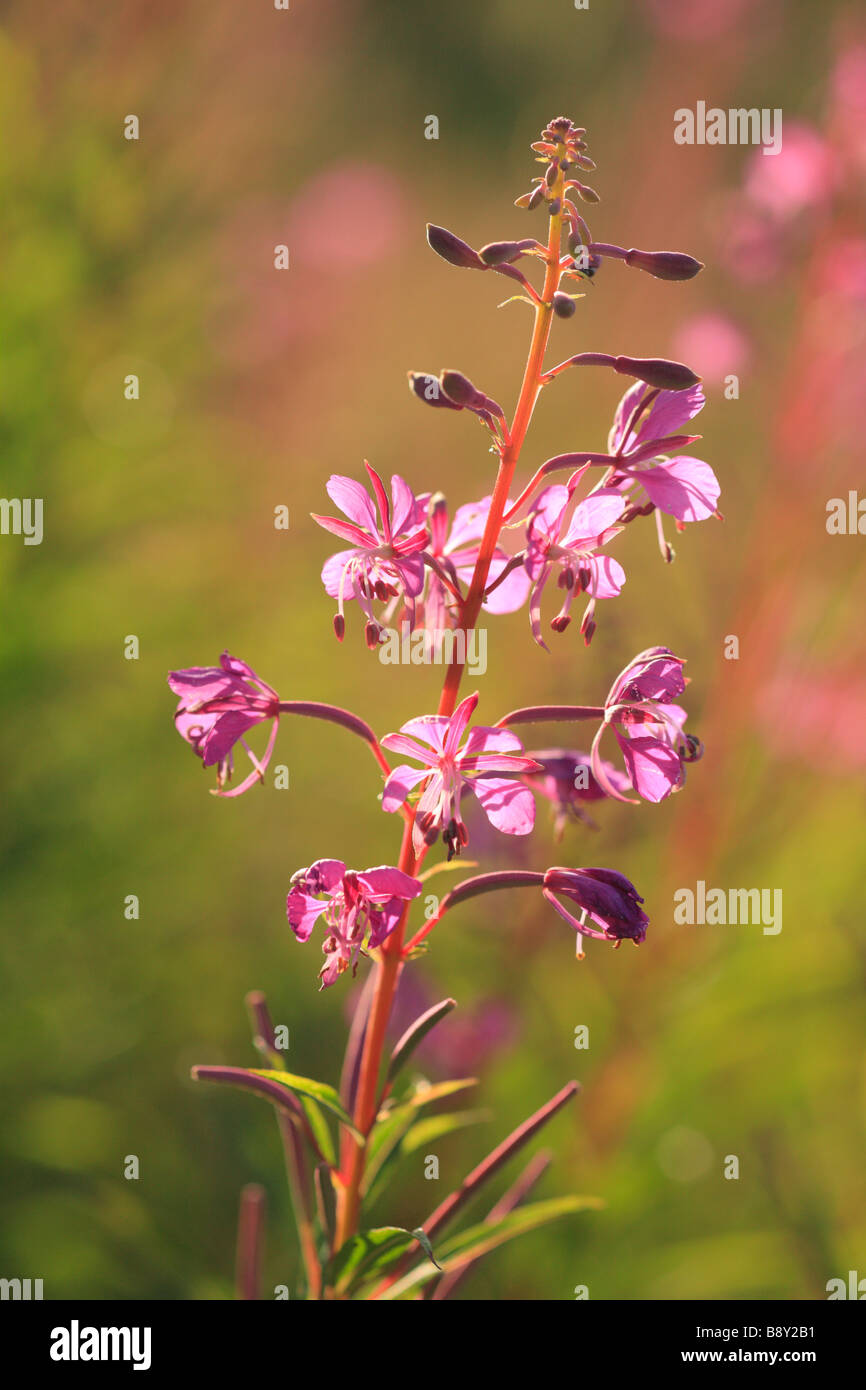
[2,0,865,1300]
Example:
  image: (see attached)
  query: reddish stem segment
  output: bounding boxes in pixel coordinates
[334,164,569,1259]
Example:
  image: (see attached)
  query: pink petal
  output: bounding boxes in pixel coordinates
[357,866,423,901]
[382,764,431,811]
[615,732,682,802]
[635,456,720,522]
[473,777,536,835]
[325,474,380,534]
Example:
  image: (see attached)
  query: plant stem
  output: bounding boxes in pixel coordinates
[333,167,567,1253]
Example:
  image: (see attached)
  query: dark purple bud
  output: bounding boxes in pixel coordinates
[333,614,345,642]
[552,292,576,319]
[527,185,545,210]
[550,614,571,634]
[440,369,504,419]
[613,355,701,391]
[478,239,536,267]
[365,621,382,651]
[624,248,704,281]
[574,183,600,204]
[545,162,559,187]
[426,223,485,270]
[581,614,596,646]
[408,372,462,409]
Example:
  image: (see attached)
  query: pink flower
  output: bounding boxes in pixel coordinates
[287,859,422,989]
[607,381,721,526]
[168,652,280,797]
[524,748,633,837]
[591,646,702,803]
[381,692,540,858]
[313,463,430,645]
[524,486,626,647]
[543,866,649,953]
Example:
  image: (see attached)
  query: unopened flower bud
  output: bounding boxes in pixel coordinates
[440,370,504,418]
[408,372,462,409]
[426,223,485,269]
[624,247,704,281]
[574,183,600,204]
[614,355,700,391]
[478,239,536,266]
[553,292,576,319]
[547,198,561,216]
[682,733,704,763]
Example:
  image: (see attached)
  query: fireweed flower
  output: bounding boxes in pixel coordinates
[591,646,702,803]
[287,859,422,989]
[381,692,540,858]
[543,866,649,955]
[313,463,429,645]
[605,381,721,539]
[524,486,625,647]
[168,651,280,797]
[524,748,632,837]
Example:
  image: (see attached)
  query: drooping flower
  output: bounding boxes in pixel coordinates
[381,692,540,858]
[168,651,280,797]
[543,866,649,954]
[606,381,720,530]
[287,859,422,989]
[524,486,626,647]
[313,463,429,645]
[591,646,702,803]
[523,747,632,837]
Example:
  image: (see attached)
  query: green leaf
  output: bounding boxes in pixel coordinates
[400,1109,490,1155]
[326,1226,440,1295]
[252,1070,363,1142]
[386,999,456,1084]
[299,1095,336,1167]
[400,1077,479,1110]
[380,1195,604,1299]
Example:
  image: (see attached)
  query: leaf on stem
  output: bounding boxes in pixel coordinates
[251,1069,364,1142]
[326,1226,441,1296]
[386,998,457,1084]
[380,1196,603,1299]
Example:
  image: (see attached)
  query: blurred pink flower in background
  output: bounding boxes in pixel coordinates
[744,122,837,218]
[672,312,751,386]
[759,664,866,773]
[640,0,764,42]
[286,163,408,268]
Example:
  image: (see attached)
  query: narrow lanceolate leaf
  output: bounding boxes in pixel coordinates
[299,1095,336,1168]
[380,1196,603,1299]
[326,1226,441,1295]
[400,1110,491,1156]
[363,1081,481,1199]
[386,999,457,1084]
[423,1080,580,1242]
[251,1070,364,1142]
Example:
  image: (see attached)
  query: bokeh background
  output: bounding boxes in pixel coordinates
[2,0,865,1300]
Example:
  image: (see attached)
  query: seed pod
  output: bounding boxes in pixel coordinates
[624,248,704,281]
[614,355,701,391]
[426,223,485,269]
[552,292,576,319]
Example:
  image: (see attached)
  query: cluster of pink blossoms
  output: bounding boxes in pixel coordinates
[169,116,712,993]
[312,378,718,653]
